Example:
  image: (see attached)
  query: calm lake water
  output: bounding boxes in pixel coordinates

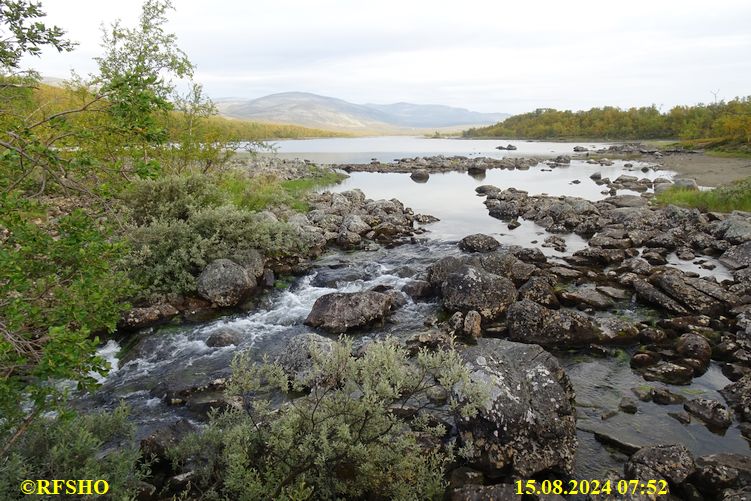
[264,136,614,164]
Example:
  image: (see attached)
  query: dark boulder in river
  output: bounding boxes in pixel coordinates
[455,338,577,477]
[305,291,394,333]
[458,233,500,253]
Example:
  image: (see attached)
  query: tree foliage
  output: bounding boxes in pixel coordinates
[465,98,751,146]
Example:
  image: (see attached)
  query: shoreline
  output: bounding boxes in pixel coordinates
[658,152,751,187]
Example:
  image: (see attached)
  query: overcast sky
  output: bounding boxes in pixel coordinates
[24,0,751,113]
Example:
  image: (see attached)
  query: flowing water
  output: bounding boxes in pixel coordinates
[89,138,748,478]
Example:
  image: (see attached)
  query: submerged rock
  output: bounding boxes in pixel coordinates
[455,338,577,477]
[304,291,393,333]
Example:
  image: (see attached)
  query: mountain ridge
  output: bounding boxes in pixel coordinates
[214,92,509,132]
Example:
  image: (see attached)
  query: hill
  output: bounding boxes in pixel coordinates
[215,92,509,133]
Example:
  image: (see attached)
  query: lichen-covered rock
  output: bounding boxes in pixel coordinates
[120,303,179,331]
[197,259,254,307]
[684,398,733,429]
[304,291,393,333]
[642,362,694,385]
[206,327,240,348]
[517,276,560,309]
[625,444,695,486]
[506,299,600,347]
[455,339,577,477]
[440,266,517,320]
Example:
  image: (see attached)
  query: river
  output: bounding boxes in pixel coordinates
[88,137,748,480]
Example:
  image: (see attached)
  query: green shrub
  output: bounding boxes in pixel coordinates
[0,405,146,500]
[123,174,227,225]
[168,338,487,500]
[126,205,314,300]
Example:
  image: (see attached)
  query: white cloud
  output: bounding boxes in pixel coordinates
[22,0,751,113]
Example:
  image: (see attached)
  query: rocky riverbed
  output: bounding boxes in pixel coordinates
[99,153,751,500]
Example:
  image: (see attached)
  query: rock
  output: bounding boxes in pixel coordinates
[684,398,733,429]
[676,333,712,367]
[625,444,695,486]
[593,431,643,455]
[720,375,751,422]
[234,248,265,279]
[668,411,691,424]
[276,333,335,386]
[120,303,179,331]
[652,387,686,405]
[140,419,196,472]
[643,362,694,385]
[506,299,600,347]
[197,259,254,307]
[205,327,240,347]
[574,146,589,152]
[721,242,751,270]
[506,144,517,150]
[458,233,500,253]
[560,288,614,310]
[674,178,699,190]
[649,270,728,316]
[450,484,520,501]
[455,339,577,477]
[596,317,640,345]
[304,291,394,333]
[463,310,482,339]
[401,280,434,300]
[596,286,631,300]
[517,276,560,309]
[719,216,751,245]
[410,169,429,182]
[440,266,517,320]
[632,386,654,402]
[619,397,638,414]
[604,194,648,208]
[311,267,370,288]
[693,454,751,496]
[631,278,689,315]
[341,214,372,235]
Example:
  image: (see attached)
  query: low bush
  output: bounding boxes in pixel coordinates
[0,405,146,500]
[167,338,487,500]
[126,205,315,300]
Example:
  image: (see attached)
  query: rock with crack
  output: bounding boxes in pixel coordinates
[454,338,577,477]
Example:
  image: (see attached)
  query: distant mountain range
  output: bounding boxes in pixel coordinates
[214,92,509,132]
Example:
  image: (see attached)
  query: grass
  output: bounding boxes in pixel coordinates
[220,168,346,212]
[654,177,751,212]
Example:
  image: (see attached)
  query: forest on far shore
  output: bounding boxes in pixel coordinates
[464,97,751,151]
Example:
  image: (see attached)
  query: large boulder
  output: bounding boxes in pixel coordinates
[304,291,393,333]
[721,242,751,270]
[455,339,577,477]
[197,259,254,307]
[517,276,560,309]
[649,270,731,316]
[506,299,600,347]
[440,266,517,320]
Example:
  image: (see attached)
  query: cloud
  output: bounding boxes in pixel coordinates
[23,0,751,113]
